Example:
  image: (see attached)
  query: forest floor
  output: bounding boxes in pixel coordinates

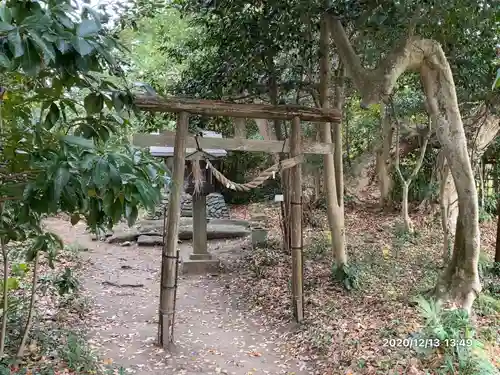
[227,201,500,375]
[28,200,500,375]
[43,217,309,375]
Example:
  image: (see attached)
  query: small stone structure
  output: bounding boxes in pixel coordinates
[147,130,236,274]
[148,192,230,220]
[106,217,250,248]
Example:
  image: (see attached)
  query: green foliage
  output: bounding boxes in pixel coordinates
[414,297,498,375]
[54,267,79,295]
[305,233,330,260]
[391,148,438,204]
[0,0,168,367]
[0,1,167,237]
[330,263,360,291]
[391,222,420,252]
[248,246,280,279]
[474,294,500,317]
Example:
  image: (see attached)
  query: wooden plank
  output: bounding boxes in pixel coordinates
[290,116,304,323]
[134,95,341,122]
[133,131,334,155]
[158,112,188,349]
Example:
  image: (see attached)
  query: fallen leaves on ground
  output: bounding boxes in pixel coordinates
[228,202,500,374]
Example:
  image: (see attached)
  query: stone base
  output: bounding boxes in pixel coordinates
[189,253,213,261]
[181,259,220,275]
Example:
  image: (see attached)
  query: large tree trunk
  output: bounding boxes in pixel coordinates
[332,64,345,209]
[376,105,394,208]
[320,14,347,265]
[437,151,451,264]
[496,197,500,263]
[329,17,480,311]
[439,109,500,241]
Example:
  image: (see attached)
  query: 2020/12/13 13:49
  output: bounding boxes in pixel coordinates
[382,338,473,348]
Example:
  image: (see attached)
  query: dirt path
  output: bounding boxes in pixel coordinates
[44,218,308,375]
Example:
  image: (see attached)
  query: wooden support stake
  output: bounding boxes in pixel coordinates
[290,116,304,322]
[158,111,188,349]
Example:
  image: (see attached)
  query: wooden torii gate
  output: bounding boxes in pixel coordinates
[132,95,342,349]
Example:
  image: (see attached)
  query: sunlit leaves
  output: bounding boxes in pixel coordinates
[84,93,105,114]
[0,1,167,270]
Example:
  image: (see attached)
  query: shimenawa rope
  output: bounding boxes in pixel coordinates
[204,155,303,192]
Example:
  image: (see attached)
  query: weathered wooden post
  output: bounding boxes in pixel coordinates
[290,116,304,322]
[159,111,188,349]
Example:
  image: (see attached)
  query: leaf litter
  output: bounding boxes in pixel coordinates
[33,201,499,375]
[43,217,309,375]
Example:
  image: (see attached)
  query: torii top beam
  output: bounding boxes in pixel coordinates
[134,95,341,123]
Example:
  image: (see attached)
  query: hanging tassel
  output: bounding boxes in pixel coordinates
[191,155,203,195]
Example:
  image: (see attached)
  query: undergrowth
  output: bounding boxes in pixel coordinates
[415,296,499,375]
[0,242,125,375]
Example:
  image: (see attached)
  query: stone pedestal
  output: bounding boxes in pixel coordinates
[182,192,220,274]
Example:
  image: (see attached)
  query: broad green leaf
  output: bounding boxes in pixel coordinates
[77,19,100,37]
[28,31,56,63]
[47,232,64,250]
[72,36,93,56]
[21,40,42,76]
[111,199,122,223]
[93,158,110,187]
[54,166,70,203]
[84,93,104,115]
[0,52,10,68]
[112,91,124,112]
[109,164,122,185]
[8,29,24,58]
[44,102,60,130]
[0,21,14,32]
[126,205,139,227]
[4,277,20,291]
[0,6,12,23]
[56,39,71,53]
[55,12,74,29]
[62,135,95,149]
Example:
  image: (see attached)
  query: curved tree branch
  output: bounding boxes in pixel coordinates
[328,14,481,310]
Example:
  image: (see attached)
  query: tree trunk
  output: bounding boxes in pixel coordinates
[401,183,412,232]
[332,65,345,208]
[329,17,480,311]
[345,103,352,168]
[0,238,8,356]
[479,159,485,209]
[17,252,40,358]
[268,71,291,252]
[391,103,430,233]
[376,105,394,208]
[438,151,451,264]
[496,197,500,263]
[320,13,346,265]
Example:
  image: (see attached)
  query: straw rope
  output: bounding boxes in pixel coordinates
[204,155,303,192]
